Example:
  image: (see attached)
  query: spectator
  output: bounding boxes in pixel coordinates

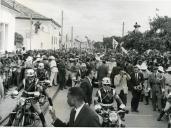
[80,68,95,106]
[148,66,165,112]
[58,60,66,90]
[114,68,131,106]
[130,66,144,112]
[49,87,100,127]
[49,56,58,86]
[140,63,151,105]
[97,60,109,87]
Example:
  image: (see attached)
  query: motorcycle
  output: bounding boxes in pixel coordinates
[95,103,128,127]
[9,91,40,126]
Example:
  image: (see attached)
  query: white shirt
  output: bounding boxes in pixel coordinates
[114,74,131,94]
[49,60,58,72]
[74,103,85,121]
[165,73,171,86]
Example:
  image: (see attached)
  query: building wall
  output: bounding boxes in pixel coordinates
[0,5,16,53]
[15,19,60,50]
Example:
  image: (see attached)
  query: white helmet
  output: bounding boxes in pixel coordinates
[102,77,111,85]
[26,69,35,77]
[38,62,44,69]
[81,63,86,67]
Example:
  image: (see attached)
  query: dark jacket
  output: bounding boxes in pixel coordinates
[97,64,108,81]
[80,77,93,105]
[110,66,121,86]
[129,72,144,91]
[53,104,100,127]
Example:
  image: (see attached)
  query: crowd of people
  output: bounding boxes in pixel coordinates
[0,47,171,126]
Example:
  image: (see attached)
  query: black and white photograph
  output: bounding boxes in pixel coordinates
[0,0,171,127]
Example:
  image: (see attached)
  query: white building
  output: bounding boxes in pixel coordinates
[0,0,19,53]
[4,0,61,50]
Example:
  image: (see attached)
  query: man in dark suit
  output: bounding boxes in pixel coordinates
[80,68,95,105]
[130,66,144,112]
[49,87,100,127]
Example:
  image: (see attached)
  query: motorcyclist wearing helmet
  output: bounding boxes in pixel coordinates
[6,68,47,127]
[94,77,126,125]
[94,77,125,109]
[36,62,53,109]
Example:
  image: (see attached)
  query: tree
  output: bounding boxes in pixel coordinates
[122,15,171,52]
[149,16,168,34]
[93,42,103,49]
[103,37,113,49]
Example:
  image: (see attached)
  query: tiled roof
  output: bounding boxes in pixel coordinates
[3,0,48,19]
[2,0,61,27]
[1,0,19,12]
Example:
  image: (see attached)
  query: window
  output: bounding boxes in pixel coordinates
[52,36,53,45]
[0,23,8,52]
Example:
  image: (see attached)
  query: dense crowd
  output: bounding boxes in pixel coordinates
[0,47,171,126]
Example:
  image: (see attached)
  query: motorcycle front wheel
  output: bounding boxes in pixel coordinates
[12,111,24,126]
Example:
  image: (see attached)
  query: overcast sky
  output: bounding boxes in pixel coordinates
[16,0,171,41]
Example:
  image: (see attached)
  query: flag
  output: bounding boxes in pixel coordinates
[112,38,118,49]
[121,47,128,54]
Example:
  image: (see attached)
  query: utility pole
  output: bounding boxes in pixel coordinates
[66,34,68,49]
[61,10,64,49]
[71,26,73,48]
[122,21,125,37]
[30,14,32,50]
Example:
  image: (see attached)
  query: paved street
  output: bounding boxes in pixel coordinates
[44,87,168,128]
[0,85,168,127]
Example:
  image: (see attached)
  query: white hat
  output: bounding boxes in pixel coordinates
[35,58,42,62]
[140,63,147,70]
[26,56,33,62]
[158,66,164,73]
[48,56,55,60]
[36,54,40,58]
[81,63,86,67]
[166,67,171,72]
[102,77,111,85]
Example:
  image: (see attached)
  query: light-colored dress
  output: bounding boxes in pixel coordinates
[142,70,151,96]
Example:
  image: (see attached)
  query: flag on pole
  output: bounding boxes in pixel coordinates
[112,38,118,49]
[121,47,128,54]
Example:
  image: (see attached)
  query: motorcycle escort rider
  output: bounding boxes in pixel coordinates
[36,62,53,109]
[94,77,126,126]
[6,68,47,127]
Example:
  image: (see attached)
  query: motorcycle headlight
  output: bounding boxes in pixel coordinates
[18,97,26,106]
[109,112,118,122]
